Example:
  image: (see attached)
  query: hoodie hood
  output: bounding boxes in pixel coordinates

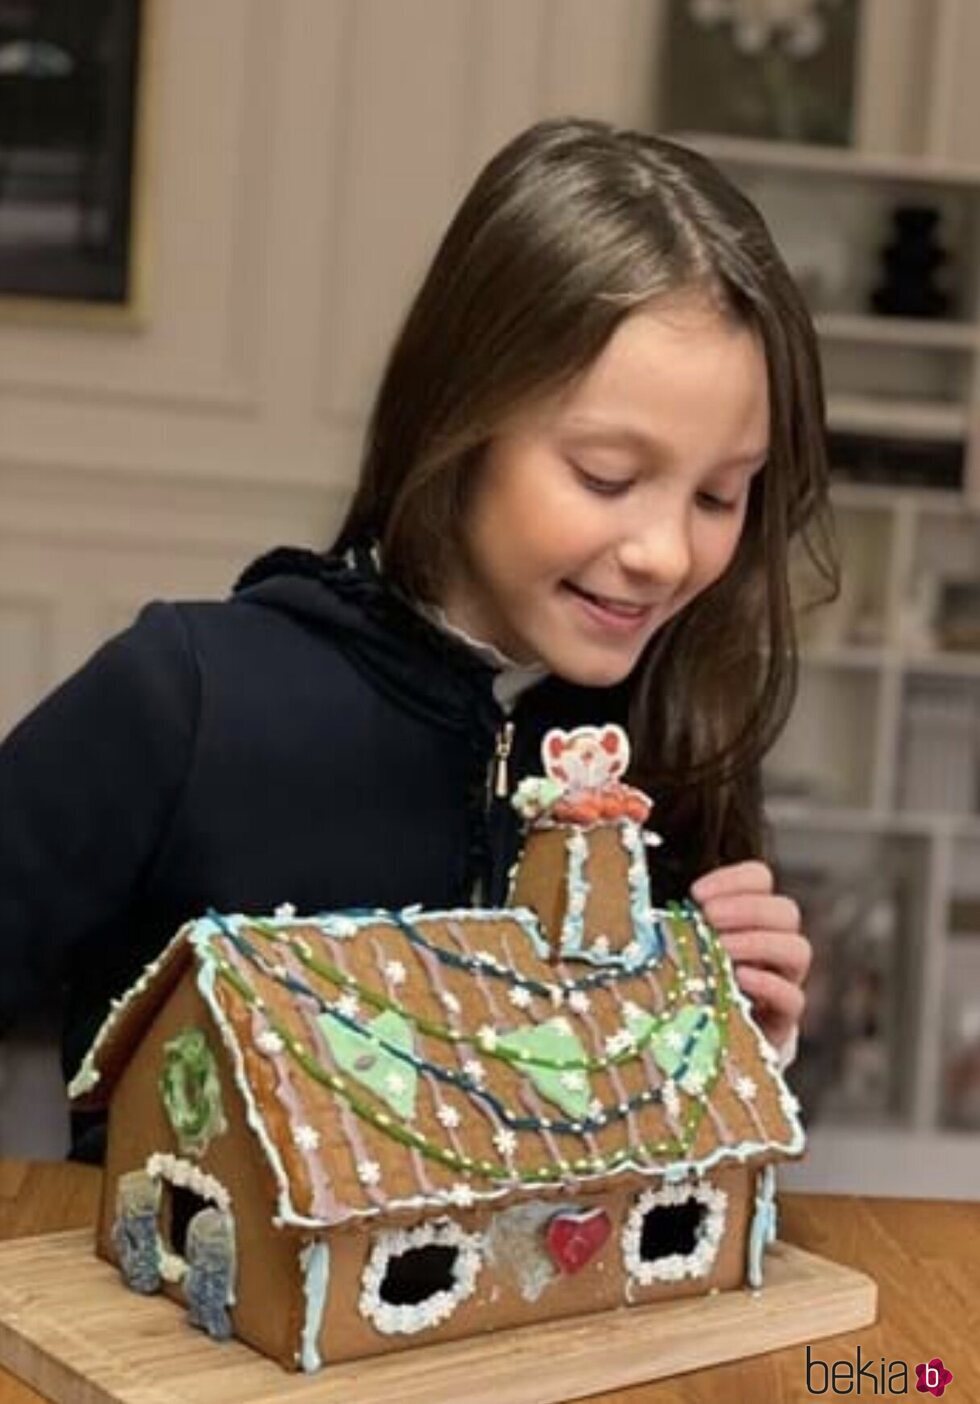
[233,542,507,739]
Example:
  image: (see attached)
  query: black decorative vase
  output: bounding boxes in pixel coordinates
[870,204,952,319]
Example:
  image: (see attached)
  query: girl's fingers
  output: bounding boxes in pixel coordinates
[699,892,802,934]
[690,860,774,902]
[718,931,812,985]
[732,964,806,1027]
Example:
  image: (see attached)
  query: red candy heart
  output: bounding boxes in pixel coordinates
[545,1207,612,1274]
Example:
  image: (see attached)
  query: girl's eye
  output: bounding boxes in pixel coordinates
[572,464,634,497]
[696,491,740,514]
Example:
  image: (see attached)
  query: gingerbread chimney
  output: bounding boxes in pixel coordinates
[506,725,665,963]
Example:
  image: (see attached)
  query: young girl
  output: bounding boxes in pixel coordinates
[0,117,835,1161]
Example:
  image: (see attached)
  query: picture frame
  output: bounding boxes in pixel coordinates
[0,0,152,328]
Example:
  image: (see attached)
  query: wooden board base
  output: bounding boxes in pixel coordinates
[0,1231,876,1404]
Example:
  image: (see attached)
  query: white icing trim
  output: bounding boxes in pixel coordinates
[622,1179,728,1285]
[68,923,193,1097]
[359,1219,483,1335]
[146,1152,232,1214]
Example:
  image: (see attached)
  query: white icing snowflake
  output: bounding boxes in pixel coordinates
[685,1070,707,1096]
[568,989,591,1014]
[448,1182,476,1208]
[622,941,643,964]
[385,960,407,987]
[587,1097,605,1122]
[592,935,611,958]
[436,1104,461,1130]
[462,1059,486,1087]
[664,1028,686,1051]
[493,1128,518,1158]
[336,993,360,1020]
[560,1071,587,1092]
[293,1124,320,1152]
[440,991,462,1015]
[508,985,533,1010]
[735,1075,758,1102]
[476,1025,498,1051]
[274,902,297,919]
[604,1028,635,1058]
[255,1029,284,1056]
[385,1071,407,1096]
[357,1159,382,1187]
[661,1080,682,1119]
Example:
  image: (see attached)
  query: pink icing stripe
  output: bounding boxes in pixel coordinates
[446,920,505,1021]
[367,934,436,1197]
[574,992,652,1161]
[519,1084,572,1182]
[722,1057,769,1140]
[409,938,507,1147]
[299,932,388,1210]
[222,939,341,1218]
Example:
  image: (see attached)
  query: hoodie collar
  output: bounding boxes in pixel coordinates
[232,542,510,738]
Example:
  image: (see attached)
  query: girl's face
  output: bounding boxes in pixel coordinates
[440,299,770,689]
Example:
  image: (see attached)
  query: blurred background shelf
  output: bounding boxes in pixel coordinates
[682,138,980,1200]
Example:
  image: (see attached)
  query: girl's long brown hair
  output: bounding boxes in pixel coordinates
[334,117,838,872]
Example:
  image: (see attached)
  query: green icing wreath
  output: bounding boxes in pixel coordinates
[159,1027,227,1157]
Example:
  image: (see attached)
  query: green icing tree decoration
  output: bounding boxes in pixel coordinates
[642,1004,720,1094]
[317,1008,418,1119]
[496,1020,593,1119]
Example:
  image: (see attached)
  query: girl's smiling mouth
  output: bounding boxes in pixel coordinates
[561,581,656,630]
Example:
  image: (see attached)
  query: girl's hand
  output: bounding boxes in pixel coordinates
[689,860,810,1059]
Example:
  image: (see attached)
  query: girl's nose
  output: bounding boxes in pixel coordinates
[616,514,692,591]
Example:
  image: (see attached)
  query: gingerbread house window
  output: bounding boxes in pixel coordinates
[623,1182,727,1286]
[163,1183,210,1260]
[360,1220,482,1335]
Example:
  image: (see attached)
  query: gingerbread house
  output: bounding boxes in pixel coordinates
[69,725,804,1372]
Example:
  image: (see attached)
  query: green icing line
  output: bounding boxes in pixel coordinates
[316,1008,418,1120]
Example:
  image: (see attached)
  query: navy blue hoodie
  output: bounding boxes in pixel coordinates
[4,542,691,1156]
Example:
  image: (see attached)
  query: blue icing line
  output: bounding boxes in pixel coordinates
[747,1164,778,1288]
[299,1240,330,1372]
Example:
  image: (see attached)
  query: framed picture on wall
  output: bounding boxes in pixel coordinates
[0,0,149,324]
[658,0,862,147]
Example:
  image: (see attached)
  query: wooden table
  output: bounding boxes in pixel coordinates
[0,1160,977,1403]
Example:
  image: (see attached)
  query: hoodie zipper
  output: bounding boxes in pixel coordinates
[491,720,515,800]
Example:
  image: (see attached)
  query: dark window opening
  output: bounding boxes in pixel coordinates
[640,1199,705,1260]
[163,1185,209,1259]
[379,1244,459,1305]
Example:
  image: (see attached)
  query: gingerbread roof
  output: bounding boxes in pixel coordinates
[71,886,803,1231]
[70,725,804,1229]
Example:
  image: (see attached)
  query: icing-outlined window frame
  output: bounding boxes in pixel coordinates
[621,1178,728,1286]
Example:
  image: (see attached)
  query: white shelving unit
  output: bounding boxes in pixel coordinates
[682,136,980,1199]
